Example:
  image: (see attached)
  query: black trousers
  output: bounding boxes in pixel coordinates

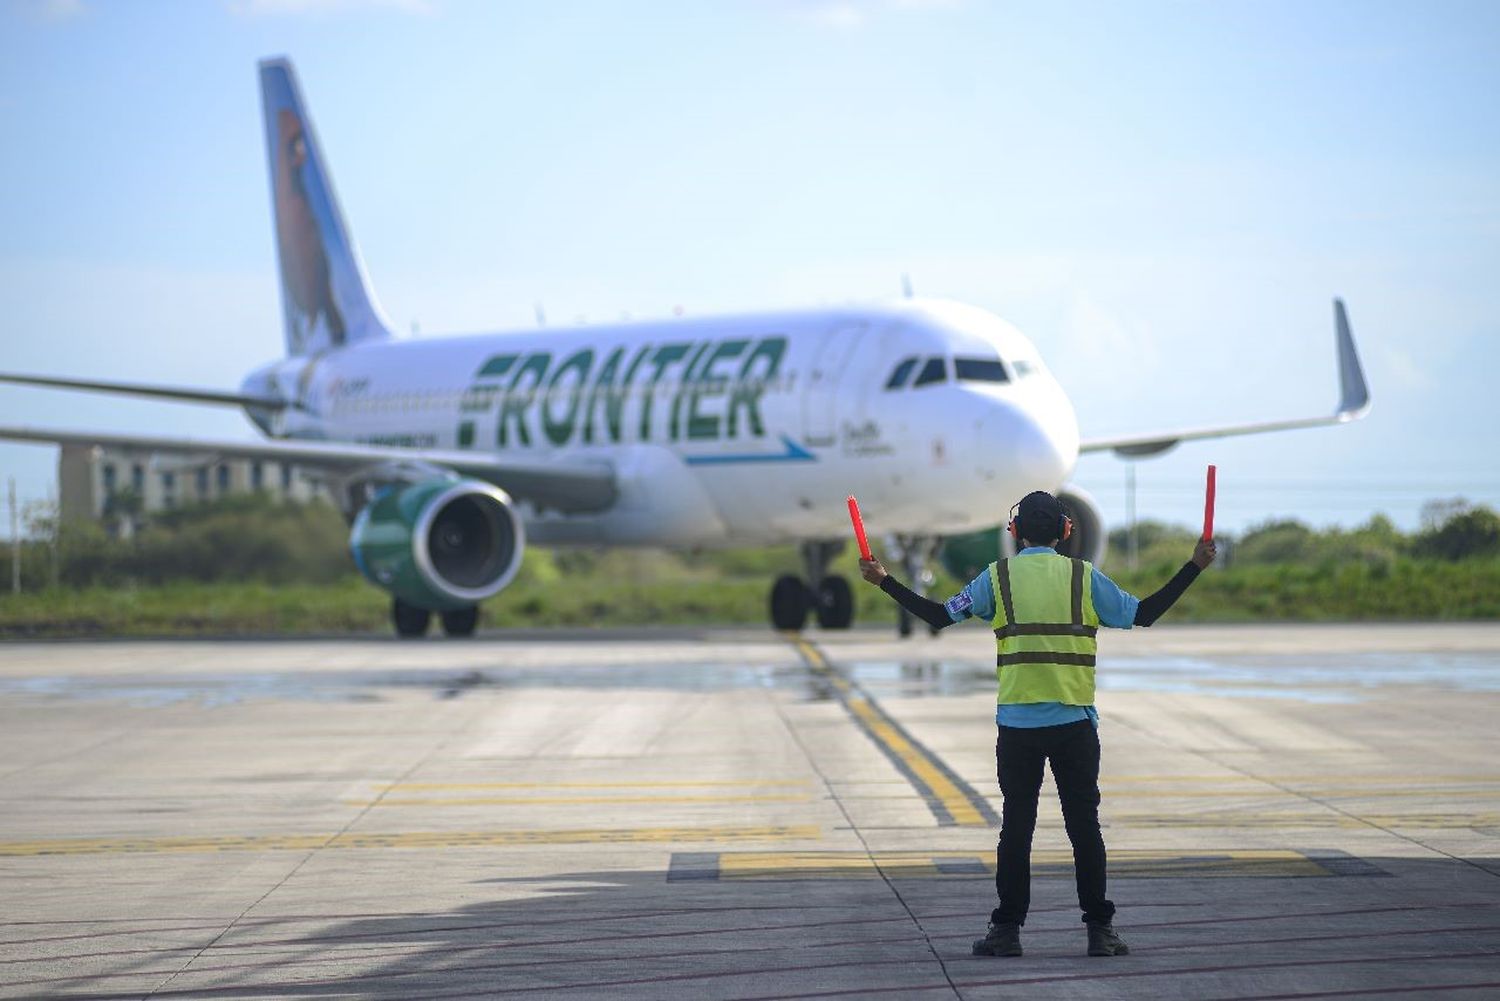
[991,719,1116,927]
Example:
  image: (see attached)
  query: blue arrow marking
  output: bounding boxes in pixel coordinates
[684,434,817,465]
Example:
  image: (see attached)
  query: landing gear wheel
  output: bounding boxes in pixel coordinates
[770,574,811,631]
[440,606,479,638]
[815,575,854,630]
[392,599,431,638]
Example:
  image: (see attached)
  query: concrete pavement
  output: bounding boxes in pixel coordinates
[1,624,1498,999]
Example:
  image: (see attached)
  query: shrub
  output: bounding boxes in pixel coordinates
[1418,506,1500,561]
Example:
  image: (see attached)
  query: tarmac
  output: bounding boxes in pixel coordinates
[1,622,1498,999]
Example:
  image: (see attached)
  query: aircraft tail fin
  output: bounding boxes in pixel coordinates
[259,57,392,357]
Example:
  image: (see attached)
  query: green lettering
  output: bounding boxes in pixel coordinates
[687,339,747,441]
[479,353,518,378]
[457,421,475,448]
[638,343,690,441]
[584,345,649,445]
[670,341,713,441]
[542,349,594,446]
[497,352,551,448]
[728,336,786,438]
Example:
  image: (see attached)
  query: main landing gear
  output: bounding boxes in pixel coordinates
[889,534,943,639]
[391,599,480,638]
[769,540,854,632]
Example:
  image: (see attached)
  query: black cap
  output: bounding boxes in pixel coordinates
[1015,490,1066,543]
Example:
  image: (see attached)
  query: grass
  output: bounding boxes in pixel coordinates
[1110,557,1500,622]
[2,554,1498,638]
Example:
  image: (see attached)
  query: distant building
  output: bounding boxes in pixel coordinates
[58,445,331,526]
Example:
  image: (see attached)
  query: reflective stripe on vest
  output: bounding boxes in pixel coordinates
[989,555,1100,706]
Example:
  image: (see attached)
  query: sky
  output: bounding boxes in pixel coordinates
[1,0,1497,538]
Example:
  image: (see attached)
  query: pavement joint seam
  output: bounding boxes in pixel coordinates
[140,695,494,999]
[778,633,964,1000]
[1107,711,1500,882]
[785,634,998,827]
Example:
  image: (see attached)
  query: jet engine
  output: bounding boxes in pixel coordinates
[349,478,524,611]
[1053,486,1106,566]
[938,485,1108,583]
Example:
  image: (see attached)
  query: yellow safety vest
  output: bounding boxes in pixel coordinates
[988,555,1100,705]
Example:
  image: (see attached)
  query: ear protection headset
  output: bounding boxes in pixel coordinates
[1007,500,1073,543]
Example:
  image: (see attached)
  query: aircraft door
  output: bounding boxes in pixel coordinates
[801,321,867,447]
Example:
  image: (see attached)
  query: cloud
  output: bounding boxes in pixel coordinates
[228,0,432,15]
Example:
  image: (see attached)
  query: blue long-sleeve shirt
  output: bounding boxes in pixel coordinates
[942,547,1139,728]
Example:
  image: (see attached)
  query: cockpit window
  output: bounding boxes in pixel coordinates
[885,356,918,390]
[912,357,947,387]
[1012,360,1034,377]
[955,358,1010,383]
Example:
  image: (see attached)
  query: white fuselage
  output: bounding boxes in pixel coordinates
[243,298,1080,547]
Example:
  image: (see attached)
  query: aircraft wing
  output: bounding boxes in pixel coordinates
[0,372,286,410]
[1079,299,1371,458]
[0,426,617,514]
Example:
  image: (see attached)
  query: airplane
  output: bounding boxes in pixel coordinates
[0,58,1371,638]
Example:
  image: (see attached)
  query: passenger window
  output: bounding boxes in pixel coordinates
[885,357,918,390]
[912,357,947,387]
[955,358,1010,383]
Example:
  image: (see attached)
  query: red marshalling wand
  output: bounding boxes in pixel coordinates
[847,495,873,561]
[1203,465,1217,541]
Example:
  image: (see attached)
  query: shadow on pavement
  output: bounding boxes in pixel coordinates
[28,855,1500,1001]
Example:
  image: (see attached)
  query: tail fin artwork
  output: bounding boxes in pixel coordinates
[259,57,391,357]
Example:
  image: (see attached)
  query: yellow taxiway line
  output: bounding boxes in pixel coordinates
[0,824,821,857]
[787,635,996,828]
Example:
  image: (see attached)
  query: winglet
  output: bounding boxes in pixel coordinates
[1333,298,1371,421]
[1078,298,1374,458]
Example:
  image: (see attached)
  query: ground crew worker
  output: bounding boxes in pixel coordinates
[858,490,1215,958]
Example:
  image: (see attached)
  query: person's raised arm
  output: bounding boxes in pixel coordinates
[859,558,955,631]
[1134,538,1217,627]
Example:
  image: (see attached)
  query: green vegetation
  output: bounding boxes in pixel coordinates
[1104,501,1500,621]
[0,494,1496,637]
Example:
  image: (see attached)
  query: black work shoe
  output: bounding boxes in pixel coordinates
[972,921,1022,957]
[1086,921,1129,956]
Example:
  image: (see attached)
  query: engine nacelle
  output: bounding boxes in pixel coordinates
[350,478,524,611]
[1054,486,1107,566]
[938,485,1108,583]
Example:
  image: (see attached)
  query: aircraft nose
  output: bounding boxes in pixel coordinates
[975,400,1075,494]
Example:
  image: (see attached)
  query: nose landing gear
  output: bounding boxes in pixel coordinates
[889,534,943,638]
